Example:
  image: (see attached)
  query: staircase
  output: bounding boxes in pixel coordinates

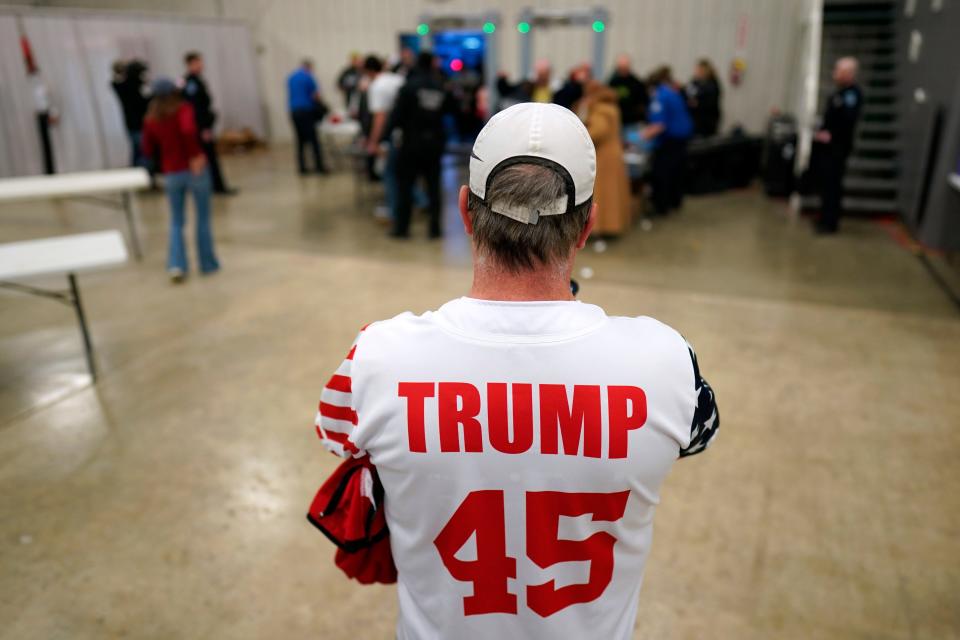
[817,0,900,214]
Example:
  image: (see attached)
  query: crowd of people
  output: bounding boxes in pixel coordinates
[100,48,727,278]
[501,56,724,224]
[86,46,857,285]
[310,51,726,241]
[289,50,458,238]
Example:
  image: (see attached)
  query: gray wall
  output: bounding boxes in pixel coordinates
[897,0,960,250]
[11,0,808,142]
[0,6,266,176]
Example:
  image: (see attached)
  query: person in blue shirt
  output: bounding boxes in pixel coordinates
[287,59,327,175]
[642,66,693,215]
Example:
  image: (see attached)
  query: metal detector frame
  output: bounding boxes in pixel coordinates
[416,10,502,118]
[517,6,609,81]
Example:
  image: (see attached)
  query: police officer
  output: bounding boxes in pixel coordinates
[813,57,862,234]
[642,66,694,215]
[388,52,453,239]
[183,51,237,195]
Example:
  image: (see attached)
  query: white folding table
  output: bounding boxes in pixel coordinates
[0,168,150,260]
[0,231,129,381]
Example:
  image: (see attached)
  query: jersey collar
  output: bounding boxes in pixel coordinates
[432,297,608,343]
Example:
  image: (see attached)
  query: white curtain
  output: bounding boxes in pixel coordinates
[213,24,267,137]
[133,20,267,137]
[23,14,108,173]
[75,16,151,169]
[0,15,42,177]
[0,9,266,178]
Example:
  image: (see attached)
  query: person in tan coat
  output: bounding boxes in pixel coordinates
[577,81,632,236]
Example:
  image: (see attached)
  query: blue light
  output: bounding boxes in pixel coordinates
[463,37,482,50]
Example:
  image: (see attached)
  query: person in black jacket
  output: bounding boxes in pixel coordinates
[685,59,722,137]
[553,62,591,110]
[608,54,646,126]
[183,51,237,195]
[111,59,152,171]
[337,53,363,111]
[813,57,862,234]
[388,52,454,239]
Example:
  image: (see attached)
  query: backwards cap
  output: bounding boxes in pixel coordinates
[469,102,596,225]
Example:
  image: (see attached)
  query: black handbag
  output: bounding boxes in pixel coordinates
[313,98,329,123]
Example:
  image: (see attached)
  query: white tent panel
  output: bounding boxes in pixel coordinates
[22,14,107,173]
[0,16,42,177]
[0,8,265,178]
[214,23,266,138]
[75,16,150,169]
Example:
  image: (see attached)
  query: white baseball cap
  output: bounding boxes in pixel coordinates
[469,102,596,225]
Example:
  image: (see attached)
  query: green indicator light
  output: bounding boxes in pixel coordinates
[416,23,429,36]
[483,21,496,34]
[592,20,605,33]
[517,21,530,34]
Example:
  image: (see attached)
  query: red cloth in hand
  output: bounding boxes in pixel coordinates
[307,455,397,584]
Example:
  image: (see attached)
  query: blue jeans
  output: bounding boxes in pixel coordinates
[383,141,399,220]
[164,169,219,273]
[383,142,427,219]
[129,130,142,168]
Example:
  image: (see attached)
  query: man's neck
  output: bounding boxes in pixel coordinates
[468,258,575,302]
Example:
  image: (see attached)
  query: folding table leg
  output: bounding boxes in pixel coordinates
[68,273,97,381]
[121,191,143,261]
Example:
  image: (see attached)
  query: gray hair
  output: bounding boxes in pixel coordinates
[468,163,592,271]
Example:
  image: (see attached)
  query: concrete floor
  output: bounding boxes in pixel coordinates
[1,146,958,639]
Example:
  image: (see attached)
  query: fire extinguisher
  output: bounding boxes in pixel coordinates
[729,57,746,87]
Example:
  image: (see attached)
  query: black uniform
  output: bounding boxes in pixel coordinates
[552,80,583,110]
[337,65,361,110]
[388,72,453,238]
[815,83,862,232]
[183,72,232,193]
[111,61,150,167]
[609,71,647,125]
[496,77,533,110]
[685,78,722,137]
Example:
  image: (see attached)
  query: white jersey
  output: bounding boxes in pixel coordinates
[315,297,719,640]
[367,72,404,114]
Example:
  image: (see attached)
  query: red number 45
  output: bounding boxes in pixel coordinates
[434,490,630,618]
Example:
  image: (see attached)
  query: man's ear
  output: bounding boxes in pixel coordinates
[575,203,598,249]
[459,185,473,235]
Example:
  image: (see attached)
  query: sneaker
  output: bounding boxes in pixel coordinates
[168,268,186,284]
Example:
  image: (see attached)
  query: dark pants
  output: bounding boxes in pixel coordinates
[817,146,848,231]
[128,129,143,167]
[651,137,688,214]
[200,137,229,193]
[128,129,159,187]
[395,147,443,237]
[291,109,325,173]
[36,112,55,175]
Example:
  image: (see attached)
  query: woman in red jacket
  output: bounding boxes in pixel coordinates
[142,78,219,282]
